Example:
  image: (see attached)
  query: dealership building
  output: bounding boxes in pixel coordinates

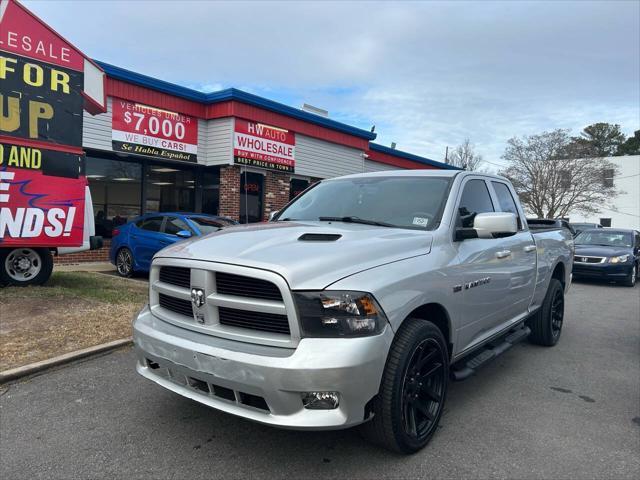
[61,61,457,262]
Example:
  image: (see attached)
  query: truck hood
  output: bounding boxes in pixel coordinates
[155,221,433,290]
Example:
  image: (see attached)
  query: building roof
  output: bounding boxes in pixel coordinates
[94,61,456,170]
[369,143,461,170]
[95,60,377,141]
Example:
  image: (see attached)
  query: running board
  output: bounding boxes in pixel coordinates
[450,325,531,381]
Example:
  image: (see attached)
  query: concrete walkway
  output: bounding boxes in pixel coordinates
[54,262,115,273]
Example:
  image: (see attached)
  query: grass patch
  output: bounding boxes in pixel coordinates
[0,272,148,371]
[0,271,147,304]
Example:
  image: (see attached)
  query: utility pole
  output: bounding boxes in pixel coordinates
[445,146,449,164]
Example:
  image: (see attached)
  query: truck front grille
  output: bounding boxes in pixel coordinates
[159,293,192,317]
[218,307,290,335]
[159,266,191,288]
[216,272,283,301]
[151,262,297,346]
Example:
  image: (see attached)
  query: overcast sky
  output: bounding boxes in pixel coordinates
[24,0,640,170]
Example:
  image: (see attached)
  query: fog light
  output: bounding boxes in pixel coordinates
[301,391,340,410]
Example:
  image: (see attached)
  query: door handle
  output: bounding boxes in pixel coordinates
[524,245,537,253]
[495,250,512,259]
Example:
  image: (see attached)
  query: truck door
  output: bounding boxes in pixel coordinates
[488,181,537,321]
[453,178,516,352]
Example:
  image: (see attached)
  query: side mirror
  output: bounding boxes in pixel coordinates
[176,230,192,238]
[268,210,279,221]
[456,212,518,241]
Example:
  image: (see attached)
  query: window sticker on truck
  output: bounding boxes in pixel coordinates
[412,217,429,227]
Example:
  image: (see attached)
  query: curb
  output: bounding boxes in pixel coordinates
[0,337,133,384]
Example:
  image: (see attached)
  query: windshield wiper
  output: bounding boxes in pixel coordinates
[318,216,397,228]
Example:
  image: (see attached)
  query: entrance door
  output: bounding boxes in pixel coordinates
[240,171,264,223]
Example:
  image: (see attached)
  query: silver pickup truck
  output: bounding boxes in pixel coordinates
[133,170,573,453]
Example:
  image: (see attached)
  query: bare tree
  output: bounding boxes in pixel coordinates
[499,129,620,219]
[447,139,483,170]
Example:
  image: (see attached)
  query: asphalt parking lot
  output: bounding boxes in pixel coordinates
[1,280,638,479]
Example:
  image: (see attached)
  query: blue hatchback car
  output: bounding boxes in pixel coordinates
[110,213,237,277]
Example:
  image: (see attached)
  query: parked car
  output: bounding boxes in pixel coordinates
[132,171,573,454]
[570,222,602,235]
[110,213,237,277]
[573,228,640,287]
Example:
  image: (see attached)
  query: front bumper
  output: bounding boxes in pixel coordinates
[572,262,633,280]
[133,305,393,430]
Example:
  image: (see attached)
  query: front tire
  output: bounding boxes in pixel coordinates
[0,248,53,286]
[622,264,637,287]
[115,247,134,278]
[527,278,564,346]
[361,319,449,454]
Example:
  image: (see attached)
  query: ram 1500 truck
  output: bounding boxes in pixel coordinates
[133,170,573,453]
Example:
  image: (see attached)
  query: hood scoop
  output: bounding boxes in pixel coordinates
[298,233,342,242]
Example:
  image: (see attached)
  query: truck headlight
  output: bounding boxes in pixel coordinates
[293,291,387,337]
[609,255,629,264]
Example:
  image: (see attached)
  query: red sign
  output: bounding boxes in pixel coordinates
[234,119,295,173]
[0,166,85,247]
[0,0,84,71]
[112,98,198,162]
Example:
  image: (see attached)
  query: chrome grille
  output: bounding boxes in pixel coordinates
[574,256,605,264]
[218,307,290,335]
[216,272,283,301]
[151,260,299,347]
[159,293,192,317]
[159,266,191,288]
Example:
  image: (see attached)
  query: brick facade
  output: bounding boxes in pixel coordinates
[218,165,241,221]
[263,170,291,221]
[53,239,111,264]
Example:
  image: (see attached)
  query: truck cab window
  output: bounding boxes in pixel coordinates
[492,181,523,229]
[457,179,494,228]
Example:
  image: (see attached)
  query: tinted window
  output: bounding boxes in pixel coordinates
[136,216,163,232]
[290,178,310,200]
[164,217,191,235]
[87,156,142,238]
[492,181,522,229]
[457,179,494,228]
[188,216,236,235]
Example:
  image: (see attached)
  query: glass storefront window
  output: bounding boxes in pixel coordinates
[86,156,142,237]
[240,171,264,223]
[202,168,220,215]
[290,178,310,200]
[145,164,195,213]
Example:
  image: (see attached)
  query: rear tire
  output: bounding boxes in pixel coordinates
[115,247,134,278]
[360,319,449,454]
[527,278,564,346]
[0,248,53,287]
[622,264,636,287]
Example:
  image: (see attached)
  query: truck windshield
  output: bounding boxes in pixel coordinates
[575,230,633,247]
[277,176,451,230]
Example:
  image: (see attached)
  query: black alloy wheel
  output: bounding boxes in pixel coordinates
[550,287,564,340]
[360,319,449,453]
[401,338,446,441]
[528,278,564,346]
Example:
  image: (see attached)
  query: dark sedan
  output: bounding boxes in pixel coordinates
[573,229,640,287]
